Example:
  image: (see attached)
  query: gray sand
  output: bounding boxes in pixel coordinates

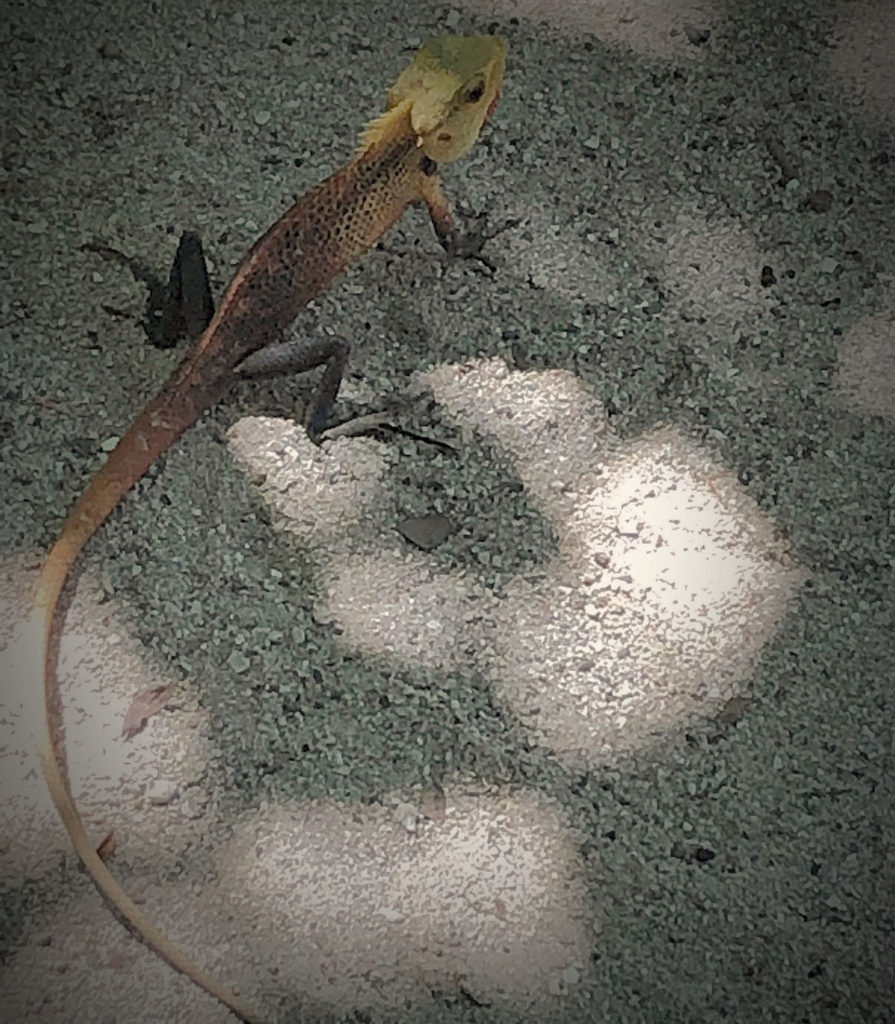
[1,1,893,1022]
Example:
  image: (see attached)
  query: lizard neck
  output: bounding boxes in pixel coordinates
[355,97,417,157]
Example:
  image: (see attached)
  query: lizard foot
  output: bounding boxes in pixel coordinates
[441,211,521,270]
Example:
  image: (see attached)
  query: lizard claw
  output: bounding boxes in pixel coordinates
[441,212,521,269]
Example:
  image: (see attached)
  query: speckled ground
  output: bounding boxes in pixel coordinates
[1,1,893,1023]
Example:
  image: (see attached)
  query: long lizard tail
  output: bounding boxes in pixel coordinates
[30,339,267,1024]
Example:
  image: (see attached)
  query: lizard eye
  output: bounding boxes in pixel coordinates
[466,78,485,103]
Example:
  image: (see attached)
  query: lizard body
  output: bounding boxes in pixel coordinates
[28,35,506,1023]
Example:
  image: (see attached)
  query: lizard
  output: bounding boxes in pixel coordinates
[26,34,508,1024]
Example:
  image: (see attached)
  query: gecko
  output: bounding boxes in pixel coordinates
[27,34,508,1023]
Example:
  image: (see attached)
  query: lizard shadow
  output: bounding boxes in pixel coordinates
[98,401,569,807]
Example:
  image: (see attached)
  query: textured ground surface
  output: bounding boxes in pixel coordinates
[1,1,893,1022]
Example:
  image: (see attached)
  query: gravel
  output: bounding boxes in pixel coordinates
[1,1,893,1022]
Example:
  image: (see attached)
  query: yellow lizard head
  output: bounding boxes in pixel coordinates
[363,35,506,163]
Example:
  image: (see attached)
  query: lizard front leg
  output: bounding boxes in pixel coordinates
[418,159,519,269]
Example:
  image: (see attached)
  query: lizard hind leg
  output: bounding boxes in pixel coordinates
[235,334,351,441]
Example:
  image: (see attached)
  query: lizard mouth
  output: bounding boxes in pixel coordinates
[485,86,502,122]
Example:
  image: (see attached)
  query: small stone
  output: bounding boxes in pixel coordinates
[616,511,642,536]
[179,789,209,819]
[806,189,833,212]
[376,906,404,923]
[397,513,453,550]
[683,24,711,45]
[146,780,178,806]
[227,650,251,673]
[98,41,124,60]
[392,801,418,833]
[716,695,751,725]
